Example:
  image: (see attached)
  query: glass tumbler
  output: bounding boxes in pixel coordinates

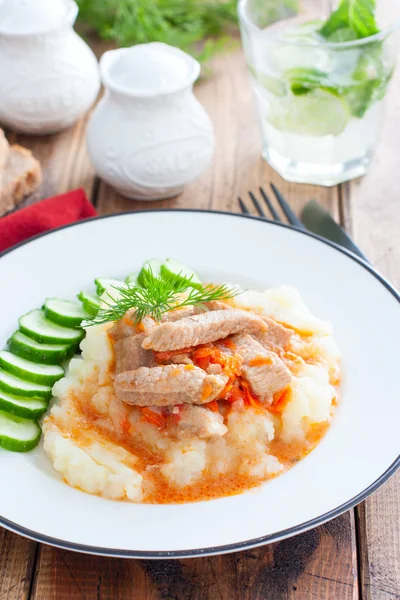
[238,0,400,186]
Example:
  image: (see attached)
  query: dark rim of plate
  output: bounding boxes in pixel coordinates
[0,208,399,559]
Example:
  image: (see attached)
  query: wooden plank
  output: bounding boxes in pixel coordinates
[29,515,356,600]
[340,62,400,600]
[0,527,37,600]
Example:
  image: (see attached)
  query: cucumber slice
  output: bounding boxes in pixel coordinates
[125,272,139,285]
[137,259,163,287]
[0,410,41,452]
[77,292,101,316]
[8,332,72,365]
[0,370,52,400]
[0,390,47,419]
[95,278,125,296]
[160,258,202,289]
[0,351,64,385]
[19,310,84,345]
[43,298,90,327]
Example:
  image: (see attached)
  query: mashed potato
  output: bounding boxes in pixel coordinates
[43,285,340,503]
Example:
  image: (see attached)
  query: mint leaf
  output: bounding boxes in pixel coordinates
[285,68,329,95]
[317,0,384,117]
[348,0,379,38]
[341,44,393,117]
[282,40,393,119]
[319,1,350,38]
[342,80,378,117]
[346,69,393,117]
[320,0,379,40]
[353,43,384,81]
[374,68,394,101]
[325,27,358,42]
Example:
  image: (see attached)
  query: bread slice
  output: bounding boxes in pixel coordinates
[0,129,9,187]
[0,144,42,217]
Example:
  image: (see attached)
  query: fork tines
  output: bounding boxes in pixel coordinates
[238,184,305,229]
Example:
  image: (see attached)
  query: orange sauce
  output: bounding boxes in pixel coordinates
[269,422,329,466]
[64,382,336,504]
[69,309,340,504]
[147,422,330,504]
[205,400,219,412]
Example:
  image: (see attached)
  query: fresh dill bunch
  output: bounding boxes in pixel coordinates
[82,270,240,327]
[76,0,238,63]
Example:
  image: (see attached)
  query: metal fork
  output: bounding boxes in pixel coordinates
[238,184,370,262]
[238,183,306,229]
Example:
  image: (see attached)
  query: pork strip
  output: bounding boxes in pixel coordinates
[142,309,267,352]
[205,300,231,311]
[114,333,157,375]
[115,365,228,407]
[175,405,227,440]
[254,317,293,350]
[160,300,230,323]
[232,334,291,399]
[161,306,204,322]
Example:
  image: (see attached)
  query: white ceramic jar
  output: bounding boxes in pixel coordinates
[86,43,215,201]
[0,0,100,134]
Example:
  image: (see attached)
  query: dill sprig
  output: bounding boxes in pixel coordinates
[76,0,238,64]
[82,270,240,327]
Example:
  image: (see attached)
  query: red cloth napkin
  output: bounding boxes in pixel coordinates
[0,188,97,253]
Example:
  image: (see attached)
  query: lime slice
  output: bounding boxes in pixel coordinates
[249,65,286,97]
[268,89,351,137]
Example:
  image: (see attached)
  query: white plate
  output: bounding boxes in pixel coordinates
[0,210,398,558]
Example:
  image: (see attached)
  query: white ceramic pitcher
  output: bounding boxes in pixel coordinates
[86,43,215,201]
[0,0,100,134]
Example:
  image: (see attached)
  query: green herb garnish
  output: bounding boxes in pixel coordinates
[82,269,239,327]
[76,0,238,63]
[319,0,379,40]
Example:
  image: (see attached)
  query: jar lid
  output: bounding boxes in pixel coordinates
[100,43,201,97]
[0,0,77,35]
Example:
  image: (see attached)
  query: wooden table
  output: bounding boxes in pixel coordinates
[1,47,399,600]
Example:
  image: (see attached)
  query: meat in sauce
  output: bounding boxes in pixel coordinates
[114,364,228,406]
[232,333,291,399]
[114,334,156,375]
[256,317,293,350]
[141,309,267,352]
